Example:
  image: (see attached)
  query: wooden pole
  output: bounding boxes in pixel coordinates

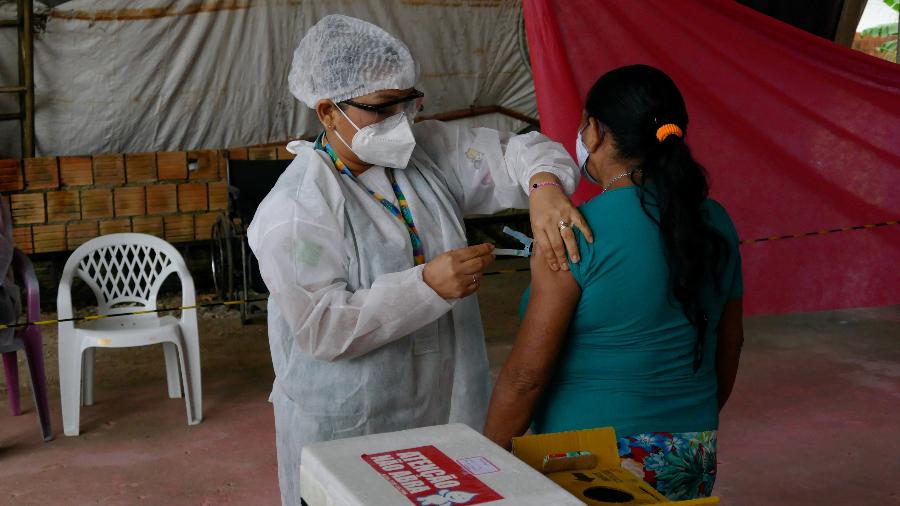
[20,0,35,158]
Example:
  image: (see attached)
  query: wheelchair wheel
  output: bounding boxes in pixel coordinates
[210,213,239,302]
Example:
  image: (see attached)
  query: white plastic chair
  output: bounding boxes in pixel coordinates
[57,233,202,436]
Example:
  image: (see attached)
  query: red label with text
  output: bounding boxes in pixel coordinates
[361,445,504,505]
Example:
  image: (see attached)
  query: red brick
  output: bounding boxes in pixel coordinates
[33,224,66,253]
[248,147,277,160]
[59,156,93,187]
[178,183,208,212]
[66,221,99,250]
[217,150,227,178]
[0,159,23,192]
[276,146,294,160]
[99,218,131,235]
[125,152,157,183]
[10,193,44,225]
[81,189,114,220]
[194,212,220,241]
[114,187,146,217]
[227,148,248,160]
[208,181,228,211]
[132,216,164,238]
[164,215,194,243]
[187,150,217,180]
[277,146,295,160]
[93,154,125,185]
[157,151,187,181]
[24,157,59,190]
[46,190,81,222]
[146,184,177,215]
[12,226,32,254]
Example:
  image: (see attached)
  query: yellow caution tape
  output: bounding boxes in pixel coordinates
[0,297,269,331]
[739,219,898,246]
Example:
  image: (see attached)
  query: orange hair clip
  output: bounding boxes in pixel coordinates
[656,123,684,142]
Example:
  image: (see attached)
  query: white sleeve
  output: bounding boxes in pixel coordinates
[413,120,580,216]
[248,158,453,362]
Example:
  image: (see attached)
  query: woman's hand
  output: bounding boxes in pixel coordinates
[528,173,593,271]
[423,243,496,299]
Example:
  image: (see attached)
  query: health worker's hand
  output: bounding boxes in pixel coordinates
[528,173,594,272]
[423,243,496,299]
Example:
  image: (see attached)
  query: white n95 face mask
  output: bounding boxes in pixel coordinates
[576,123,602,186]
[576,124,590,169]
[333,103,417,168]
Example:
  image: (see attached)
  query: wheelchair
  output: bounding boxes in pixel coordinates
[209,158,290,324]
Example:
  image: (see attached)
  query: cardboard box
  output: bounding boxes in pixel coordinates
[512,428,720,505]
[300,423,583,506]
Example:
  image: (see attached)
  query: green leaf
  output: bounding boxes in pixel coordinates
[860,22,899,37]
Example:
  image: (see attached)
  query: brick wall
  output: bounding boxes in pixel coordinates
[0,145,294,254]
[852,33,897,61]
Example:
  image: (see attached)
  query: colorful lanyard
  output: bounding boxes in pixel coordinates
[315,134,426,266]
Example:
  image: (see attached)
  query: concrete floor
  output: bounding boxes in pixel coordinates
[1,259,898,505]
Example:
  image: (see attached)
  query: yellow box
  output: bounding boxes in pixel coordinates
[512,427,720,505]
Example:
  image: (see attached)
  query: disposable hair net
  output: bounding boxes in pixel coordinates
[288,14,420,108]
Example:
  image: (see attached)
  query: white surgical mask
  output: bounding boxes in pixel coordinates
[576,124,602,186]
[333,102,416,168]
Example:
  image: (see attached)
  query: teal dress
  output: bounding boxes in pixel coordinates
[519,186,742,499]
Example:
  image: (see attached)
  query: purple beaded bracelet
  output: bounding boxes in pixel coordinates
[529,181,562,195]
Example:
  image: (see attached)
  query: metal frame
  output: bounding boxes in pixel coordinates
[209,211,261,324]
[210,213,239,302]
[208,157,288,325]
[239,233,254,324]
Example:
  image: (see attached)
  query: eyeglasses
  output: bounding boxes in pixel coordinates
[341,89,425,118]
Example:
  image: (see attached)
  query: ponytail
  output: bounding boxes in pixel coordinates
[637,134,725,371]
[585,65,728,372]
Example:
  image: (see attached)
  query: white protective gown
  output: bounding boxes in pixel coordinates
[247,120,578,506]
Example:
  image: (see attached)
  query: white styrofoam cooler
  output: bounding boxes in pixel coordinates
[300,423,584,506]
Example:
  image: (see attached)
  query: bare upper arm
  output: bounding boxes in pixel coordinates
[504,246,582,384]
[718,298,744,342]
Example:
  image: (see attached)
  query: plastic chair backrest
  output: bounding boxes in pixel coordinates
[58,233,195,317]
[13,249,40,324]
[0,191,12,243]
[0,196,40,325]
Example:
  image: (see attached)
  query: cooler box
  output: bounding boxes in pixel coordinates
[300,423,584,505]
[512,427,720,505]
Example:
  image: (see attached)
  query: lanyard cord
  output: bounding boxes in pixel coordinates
[315,134,426,265]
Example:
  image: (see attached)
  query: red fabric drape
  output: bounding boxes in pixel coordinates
[524,0,900,315]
